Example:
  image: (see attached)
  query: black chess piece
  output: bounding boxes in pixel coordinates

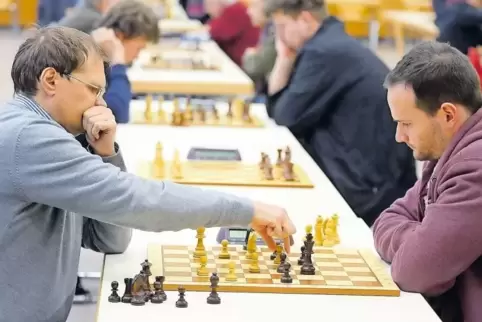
[300,233,316,275]
[151,277,164,304]
[281,262,293,283]
[207,272,221,304]
[141,259,152,276]
[298,246,305,265]
[108,281,121,303]
[175,286,188,308]
[130,293,146,306]
[277,253,287,273]
[153,276,167,302]
[121,278,133,303]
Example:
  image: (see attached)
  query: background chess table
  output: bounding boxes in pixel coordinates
[147,244,400,296]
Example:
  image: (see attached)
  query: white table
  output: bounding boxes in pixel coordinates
[128,41,254,95]
[94,122,442,322]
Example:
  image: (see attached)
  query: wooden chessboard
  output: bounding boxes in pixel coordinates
[142,57,219,71]
[130,108,265,128]
[137,160,314,188]
[147,244,400,296]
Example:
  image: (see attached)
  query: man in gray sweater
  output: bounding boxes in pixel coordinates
[0,26,296,322]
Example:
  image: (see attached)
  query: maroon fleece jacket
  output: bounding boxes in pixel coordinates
[373,107,482,322]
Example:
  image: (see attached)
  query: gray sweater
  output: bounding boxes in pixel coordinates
[0,94,254,322]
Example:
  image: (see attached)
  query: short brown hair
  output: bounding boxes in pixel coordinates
[94,0,160,43]
[11,26,107,95]
[264,0,326,18]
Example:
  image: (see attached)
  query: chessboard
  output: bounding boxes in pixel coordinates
[130,96,264,128]
[142,55,219,71]
[137,144,314,188]
[146,243,400,297]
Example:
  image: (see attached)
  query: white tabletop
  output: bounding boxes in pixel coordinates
[95,112,441,322]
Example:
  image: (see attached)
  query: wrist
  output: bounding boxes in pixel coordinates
[93,146,116,157]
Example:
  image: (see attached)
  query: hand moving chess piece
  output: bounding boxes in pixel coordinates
[108,281,121,303]
[207,272,221,304]
[197,255,209,276]
[194,227,206,258]
[225,261,237,281]
[175,286,188,308]
[218,239,231,259]
[249,252,260,273]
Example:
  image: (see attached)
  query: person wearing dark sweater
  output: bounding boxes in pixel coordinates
[433,0,482,54]
[373,41,482,322]
[205,0,260,66]
[263,0,417,226]
[59,0,159,123]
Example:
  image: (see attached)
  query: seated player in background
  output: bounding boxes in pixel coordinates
[0,26,296,322]
[263,0,417,226]
[433,0,482,54]
[373,41,482,322]
[60,0,160,123]
[56,0,114,33]
[204,0,260,66]
[243,0,276,102]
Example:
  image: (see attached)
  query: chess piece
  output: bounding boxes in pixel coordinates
[130,293,146,306]
[225,261,237,281]
[218,239,231,259]
[277,253,287,273]
[151,276,165,304]
[194,227,206,258]
[249,252,260,273]
[242,100,251,122]
[274,242,283,264]
[282,162,295,181]
[171,99,184,126]
[108,281,121,303]
[304,224,313,241]
[323,227,337,247]
[315,216,324,246]
[141,259,152,276]
[245,232,257,259]
[154,276,167,301]
[284,146,292,163]
[264,163,274,180]
[212,106,219,120]
[170,149,183,179]
[121,278,133,303]
[297,246,305,265]
[207,273,221,304]
[226,100,233,119]
[184,102,193,123]
[157,96,166,122]
[276,149,283,166]
[197,255,209,276]
[175,286,188,308]
[300,233,316,275]
[144,95,153,122]
[280,262,293,283]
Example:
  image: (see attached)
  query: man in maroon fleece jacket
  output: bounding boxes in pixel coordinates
[205,0,260,66]
[373,41,482,322]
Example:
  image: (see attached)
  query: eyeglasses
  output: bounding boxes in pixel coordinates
[66,74,106,99]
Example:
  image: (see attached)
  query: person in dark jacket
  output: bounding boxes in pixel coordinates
[264,0,417,226]
[434,0,482,54]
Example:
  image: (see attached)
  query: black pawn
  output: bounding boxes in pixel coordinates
[277,253,287,273]
[108,281,121,303]
[175,286,188,308]
[281,262,293,283]
[298,246,305,265]
[151,277,164,304]
[207,272,221,305]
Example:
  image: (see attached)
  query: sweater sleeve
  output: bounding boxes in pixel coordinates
[104,64,131,124]
[12,120,255,233]
[377,159,482,296]
[208,7,244,42]
[242,34,276,81]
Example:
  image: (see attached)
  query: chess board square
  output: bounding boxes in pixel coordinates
[314,253,338,260]
[299,279,327,285]
[314,248,335,254]
[344,267,372,273]
[166,276,193,282]
[216,267,244,274]
[164,269,192,276]
[221,278,247,283]
[317,265,345,271]
[211,254,240,261]
[320,270,348,277]
[215,262,243,270]
[164,261,190,267]
[245,273,271,279]
[314,261,343,268]
[325,279,354,286]
[349,276,379,282]
[296,275,324,281]
[333,249,359,256]
[192,276,211,283]
[322,275,350,281]
[337,257,365,264]
[246,278,274,284]
[241,264,269,273]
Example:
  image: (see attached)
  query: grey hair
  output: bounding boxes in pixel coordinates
[264,0,326,17]
[11,26,108,96]
[94,0,160,43]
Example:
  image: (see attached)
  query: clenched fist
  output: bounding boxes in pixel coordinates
[82,105,117,157]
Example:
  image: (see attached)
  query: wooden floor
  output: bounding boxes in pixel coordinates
[0,28,412,321]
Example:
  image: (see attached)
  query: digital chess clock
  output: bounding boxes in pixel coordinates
[187,147,242,161]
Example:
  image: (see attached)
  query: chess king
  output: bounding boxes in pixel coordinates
[0,26,297,322]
